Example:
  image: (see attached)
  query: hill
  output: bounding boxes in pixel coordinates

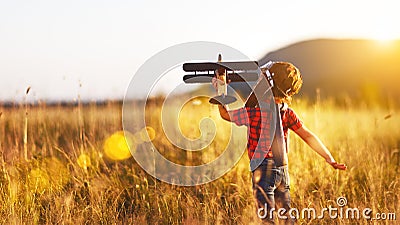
[258,39,400,103]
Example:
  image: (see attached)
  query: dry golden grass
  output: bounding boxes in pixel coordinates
[0,98,399,224]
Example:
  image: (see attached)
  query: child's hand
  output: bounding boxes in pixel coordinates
[326,159,347,170]
[211,77,231,94]
[211,77,218,92]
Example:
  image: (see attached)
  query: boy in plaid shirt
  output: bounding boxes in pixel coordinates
[215,61,347,224]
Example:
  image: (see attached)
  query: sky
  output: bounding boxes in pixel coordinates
[0,0,399,102]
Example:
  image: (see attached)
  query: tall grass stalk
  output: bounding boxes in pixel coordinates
[23,86,31,161]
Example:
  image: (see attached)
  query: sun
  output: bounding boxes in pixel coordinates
[371,24,399,44]
[374,33,397,43]
[372,33,399,48]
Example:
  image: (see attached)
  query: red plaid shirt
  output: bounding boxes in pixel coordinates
[231,107,303,160]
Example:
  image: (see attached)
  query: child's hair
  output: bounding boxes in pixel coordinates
[263,62,303,104]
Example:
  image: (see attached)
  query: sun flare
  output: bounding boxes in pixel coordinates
[372,27,399,44]
[375,36,396,44]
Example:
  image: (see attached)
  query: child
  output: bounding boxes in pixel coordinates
[214,61,347,224]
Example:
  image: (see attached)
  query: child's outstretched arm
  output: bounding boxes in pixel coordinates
[294,125,347,170]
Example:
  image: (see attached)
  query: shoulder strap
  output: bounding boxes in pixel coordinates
[270,105,288,167]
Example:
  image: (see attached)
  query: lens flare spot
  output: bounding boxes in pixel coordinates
[27,168,50,194]
[77,153,92,169]
[139,126,156,142]
[103,131,136,161]
[178,96,212,140]
[44,157,70,190]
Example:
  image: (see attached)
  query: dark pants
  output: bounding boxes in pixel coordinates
[252,158,294,224]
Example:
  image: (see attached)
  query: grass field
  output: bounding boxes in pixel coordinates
[0,97,399,224]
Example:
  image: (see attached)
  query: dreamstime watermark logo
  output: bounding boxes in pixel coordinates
[258,197,396,221]
[122,41,276,186]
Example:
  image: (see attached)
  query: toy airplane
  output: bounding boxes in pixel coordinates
[183,54,259,105]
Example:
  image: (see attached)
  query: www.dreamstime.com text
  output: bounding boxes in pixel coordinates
[258,197,396,221]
